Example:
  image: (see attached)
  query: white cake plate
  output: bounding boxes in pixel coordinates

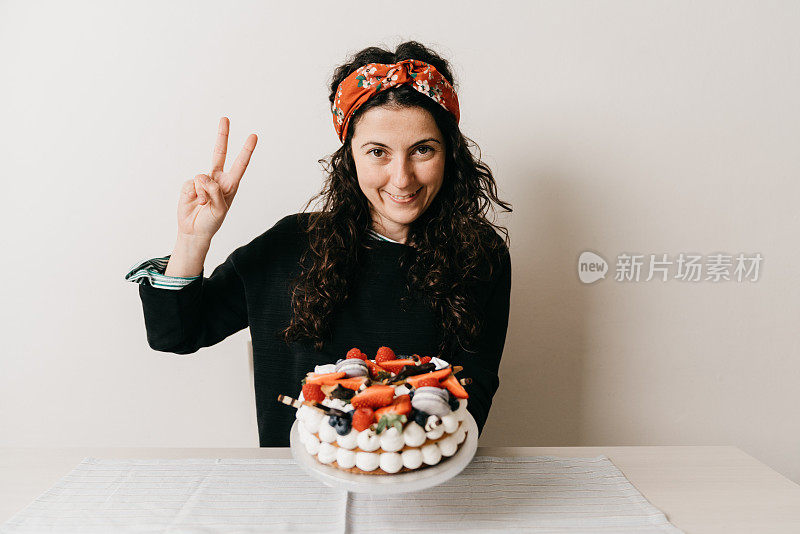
[289,411,478,494]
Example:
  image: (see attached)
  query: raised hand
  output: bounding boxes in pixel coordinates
[176,117,258,241]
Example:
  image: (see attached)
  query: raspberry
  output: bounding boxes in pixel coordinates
[301,382,325,403]
[375,346,395,363]
[352,407,375,431]
[346,347,366,360]
[420,356,432,364]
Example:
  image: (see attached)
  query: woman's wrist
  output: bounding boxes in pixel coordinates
[165,234,212,277]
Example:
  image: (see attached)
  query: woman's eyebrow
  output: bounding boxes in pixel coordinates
[360,138,442,149]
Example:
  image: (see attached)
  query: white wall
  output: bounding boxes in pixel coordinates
[2,0,798,483]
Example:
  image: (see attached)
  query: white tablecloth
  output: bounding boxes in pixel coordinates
[0,456,684,533]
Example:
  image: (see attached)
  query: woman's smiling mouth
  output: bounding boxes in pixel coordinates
[385,186,422,203]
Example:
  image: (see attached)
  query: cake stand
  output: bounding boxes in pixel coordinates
[289,411,478,494]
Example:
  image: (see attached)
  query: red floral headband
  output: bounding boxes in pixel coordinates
[331,58,460,143]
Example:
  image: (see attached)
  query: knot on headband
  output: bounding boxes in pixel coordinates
[331,58,460,143]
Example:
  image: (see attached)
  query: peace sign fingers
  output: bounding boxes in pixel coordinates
[208,117,258,203]
[211,117,230,173]
[226,133,258,187]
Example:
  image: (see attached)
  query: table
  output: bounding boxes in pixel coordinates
[1,446,799,533]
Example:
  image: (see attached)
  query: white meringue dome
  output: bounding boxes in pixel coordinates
[317,417,338,443]
[378,427,405,452]
[304,433,320,455]
[336,447,357,469]
[401,449,424,469]
[302,408,324,434]
[317,442,337,464]
[421,443,442,465]
[336,428,358,449]
[441,413,459,433]
[379,452,404,473]
[356,429,381,452]
[402,421,427,447]
[437,434,459,457]
[355,451,380,471]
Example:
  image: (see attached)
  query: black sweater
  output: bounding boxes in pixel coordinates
[137,212,512,446]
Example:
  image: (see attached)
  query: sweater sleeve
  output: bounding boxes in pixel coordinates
[136,248,249,354]
[453,244,512,437]
[124,255,200,289]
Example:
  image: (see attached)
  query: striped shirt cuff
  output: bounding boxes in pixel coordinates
[124,255,200,290]
[126,231,393,290]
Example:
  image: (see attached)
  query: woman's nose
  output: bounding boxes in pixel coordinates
[389,156,415,189]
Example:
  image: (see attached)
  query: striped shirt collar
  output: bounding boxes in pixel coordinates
[367,228,403,244]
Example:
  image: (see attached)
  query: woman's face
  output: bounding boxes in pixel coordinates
[350,105,445,243]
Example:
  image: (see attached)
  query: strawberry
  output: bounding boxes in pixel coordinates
[334,376,369,391]
[301,382,325,403]
[377,359,416,374]
[364,359,388,377]
[350,385,395,409]
[441,373,469,399]
[305,371,346,386]
[375,346,395,363]
[351,407,375,431]
[346,347,367,360]
[405,367,452,388]
[419,356,432,365]
[415,376,443,388]
[375,394,412,419]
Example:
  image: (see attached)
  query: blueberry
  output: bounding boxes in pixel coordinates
[447,391,459,411]
[413,409,429,427]
[335,419,351,435]
[329,412,352,435]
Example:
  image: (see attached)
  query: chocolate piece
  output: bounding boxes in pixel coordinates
[394,362,436,381]
[329,384,356,401]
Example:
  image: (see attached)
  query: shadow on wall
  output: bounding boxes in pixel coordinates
[479,168,593,447]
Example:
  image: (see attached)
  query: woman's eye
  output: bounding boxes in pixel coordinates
[368,146,433,158]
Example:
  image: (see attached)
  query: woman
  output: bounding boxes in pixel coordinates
[125,41,512,447]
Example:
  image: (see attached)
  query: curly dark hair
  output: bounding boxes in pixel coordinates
[279,40,512,359]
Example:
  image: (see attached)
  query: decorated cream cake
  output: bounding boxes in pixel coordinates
[277,346,471,474]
